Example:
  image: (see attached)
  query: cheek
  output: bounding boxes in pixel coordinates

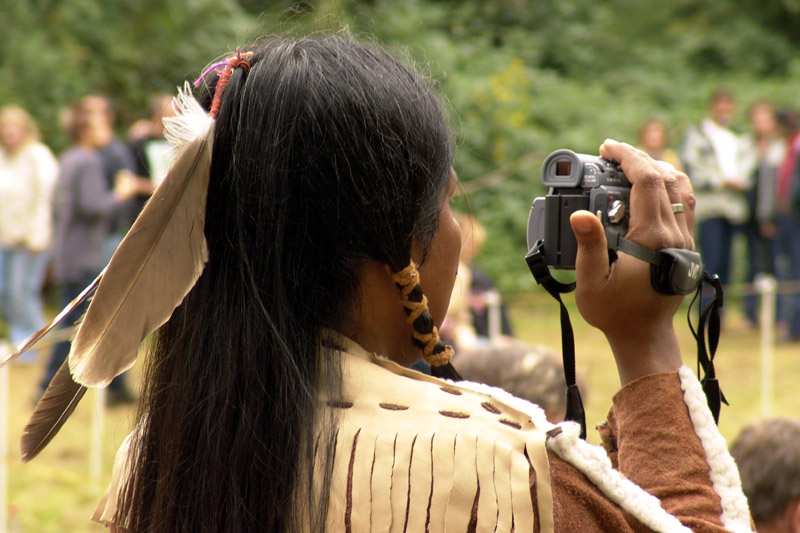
[447,216,463,274]
[424,212,462,327]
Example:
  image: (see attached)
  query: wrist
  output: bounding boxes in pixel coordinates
[606,324,682,386]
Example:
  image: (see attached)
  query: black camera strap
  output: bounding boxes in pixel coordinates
[525,242,586,439]
[525,237,724,439]
[688,273,728,424]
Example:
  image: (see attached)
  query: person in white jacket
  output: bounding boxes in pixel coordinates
[0,106,58,361]
[679,89,749,291]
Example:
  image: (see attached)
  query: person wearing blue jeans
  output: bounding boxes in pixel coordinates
[680,89,748,313]
[775,213,800,340]
[0,106,58,362]
[0,248,50,361]
[739,102,785,325]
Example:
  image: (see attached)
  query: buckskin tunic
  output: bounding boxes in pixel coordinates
[94,337,753,532]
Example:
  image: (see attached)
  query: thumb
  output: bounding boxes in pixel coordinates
[570,210,610,287]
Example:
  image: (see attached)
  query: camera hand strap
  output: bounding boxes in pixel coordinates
[610,234,727,422]
[525,241,587,439]
[526,236,725,440]
[608,233,727,421]
[688,273,728,423]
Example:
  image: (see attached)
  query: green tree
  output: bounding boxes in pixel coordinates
[0,0,253,149]
[3,0,799,292]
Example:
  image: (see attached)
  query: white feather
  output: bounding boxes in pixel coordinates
[163,82,214,151]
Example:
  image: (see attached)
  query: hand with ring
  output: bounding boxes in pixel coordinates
[568,139,696,385]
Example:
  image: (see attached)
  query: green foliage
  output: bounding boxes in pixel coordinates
[2,0,800,291]
[340,0,800,293]
[0,0,255,150]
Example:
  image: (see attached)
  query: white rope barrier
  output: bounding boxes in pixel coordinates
[484,290,502,342]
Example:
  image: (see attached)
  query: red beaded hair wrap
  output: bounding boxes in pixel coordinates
[194,47,254,119]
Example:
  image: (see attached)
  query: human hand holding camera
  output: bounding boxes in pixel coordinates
[570,139,696,385]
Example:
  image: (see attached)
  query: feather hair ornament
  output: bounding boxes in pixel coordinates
[20,83,215,460]
[21,359,87,462]
[68,82,214,387]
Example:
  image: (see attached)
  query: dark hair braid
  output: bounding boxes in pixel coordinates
[392,261,461,380]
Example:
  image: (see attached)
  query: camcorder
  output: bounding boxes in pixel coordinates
[527,149,630,269]
[526,149,703,296]
[524,149,724,435]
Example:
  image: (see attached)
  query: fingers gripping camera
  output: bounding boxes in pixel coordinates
[527,149,703,296]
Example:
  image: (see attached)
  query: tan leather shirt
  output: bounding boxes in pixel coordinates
[94,338,752,532]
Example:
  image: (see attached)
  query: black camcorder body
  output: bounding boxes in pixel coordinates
[527,149,631,269]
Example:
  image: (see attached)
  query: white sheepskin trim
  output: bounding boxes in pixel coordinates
[449,378,556,431]
[546,422,693,533]
[677,366,753,533]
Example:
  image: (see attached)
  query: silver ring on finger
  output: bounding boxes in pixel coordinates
[671,203,685,214]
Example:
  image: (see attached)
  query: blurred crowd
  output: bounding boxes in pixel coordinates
[644,90,800,339]
[2,87,800,408]
[0,93,174,404]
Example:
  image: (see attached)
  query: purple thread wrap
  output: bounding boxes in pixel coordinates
[193,48,252,88]
[193,59,229,88]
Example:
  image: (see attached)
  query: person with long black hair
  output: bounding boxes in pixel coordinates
[16,35,751,532]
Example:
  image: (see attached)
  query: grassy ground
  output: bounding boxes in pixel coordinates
[3,291,798,531]
[5,357,136,532]
[510,292,800,447]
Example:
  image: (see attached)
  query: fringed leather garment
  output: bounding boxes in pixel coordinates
[94,337,754,532]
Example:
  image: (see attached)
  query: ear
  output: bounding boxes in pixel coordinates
[789,499,800,533]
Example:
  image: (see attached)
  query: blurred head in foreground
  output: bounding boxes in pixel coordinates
[730,417,800,533]
[455,342,567,423]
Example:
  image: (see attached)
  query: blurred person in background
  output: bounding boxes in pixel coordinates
[129,93,175,186]
[454,342,567,423]
[774,107,800,341]
[739,101,785,329]
[730,417,800,532]
[124,94,172,236]
[79,94,149,261]
[80,94,147,403]
[39,104,140,399]
[0,106,58,362]
[680,89,748,292]
[638,117,683,171]
[440,211,513,353]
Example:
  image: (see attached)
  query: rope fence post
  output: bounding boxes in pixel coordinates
[91,387,106,497]
[755,274,778,416]
[485,290,502,343]
[0,362,7,533]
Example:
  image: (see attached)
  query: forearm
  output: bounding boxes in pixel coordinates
[608,371,751,532]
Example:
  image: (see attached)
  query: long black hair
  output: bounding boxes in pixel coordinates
[118,35,453,531]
